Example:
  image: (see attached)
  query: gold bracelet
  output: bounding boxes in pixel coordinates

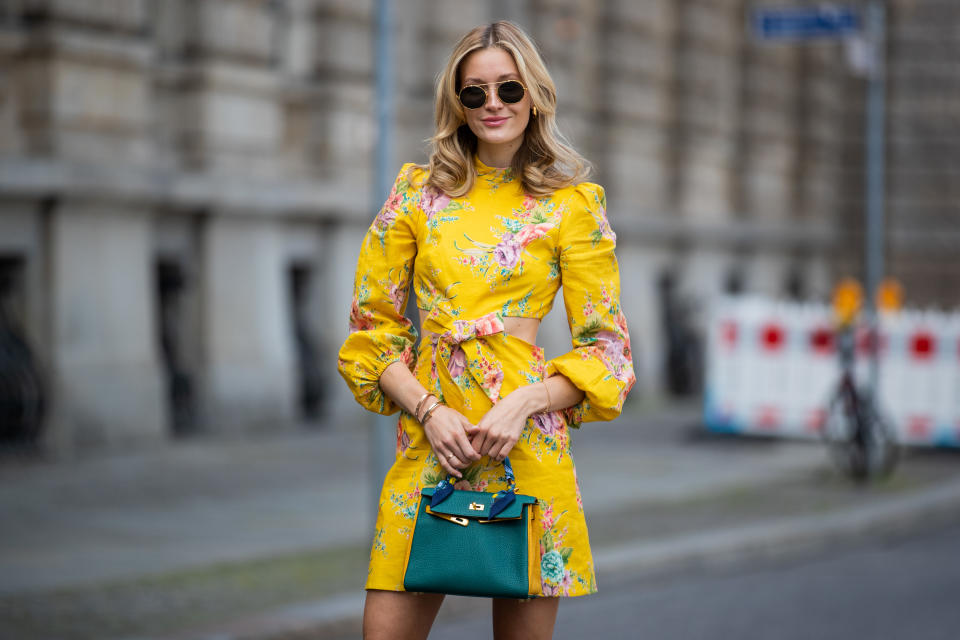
[542,380,552,413]
[419,398,440,423]
[413,392,431,418]
[421,400,442,425]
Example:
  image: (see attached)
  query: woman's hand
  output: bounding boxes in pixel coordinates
[422,404,481,478]
[470,385,542,461]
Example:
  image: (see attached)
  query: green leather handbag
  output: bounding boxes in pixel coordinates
[401,458,543,599]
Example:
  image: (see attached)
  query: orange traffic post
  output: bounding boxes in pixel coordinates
[832,278,863,327]
[877,277,903,313]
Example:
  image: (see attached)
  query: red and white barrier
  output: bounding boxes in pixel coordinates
[704,296,960,448]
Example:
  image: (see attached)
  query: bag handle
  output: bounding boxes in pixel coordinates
[429,456,517,519]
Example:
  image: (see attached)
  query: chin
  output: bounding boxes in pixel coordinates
[473,127,525,148]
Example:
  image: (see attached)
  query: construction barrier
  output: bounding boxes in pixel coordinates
[704,296,960,448]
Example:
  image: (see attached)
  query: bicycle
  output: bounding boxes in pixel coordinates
[820,323,899,481]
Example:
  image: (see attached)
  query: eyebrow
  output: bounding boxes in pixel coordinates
[462,73,519,85]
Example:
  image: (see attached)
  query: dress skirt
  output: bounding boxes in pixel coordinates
[365,326,597,597]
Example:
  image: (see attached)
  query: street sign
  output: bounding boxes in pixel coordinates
[752,5,860,40]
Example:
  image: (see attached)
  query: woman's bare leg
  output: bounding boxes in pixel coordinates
[492,597,559,640]
[363,590,445,640]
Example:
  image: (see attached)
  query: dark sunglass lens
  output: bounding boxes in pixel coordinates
[498,81,525,104]
[459,86,486,109]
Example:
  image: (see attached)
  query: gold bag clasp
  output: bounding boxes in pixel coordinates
[468,502,485,511]
[426,507,468,526]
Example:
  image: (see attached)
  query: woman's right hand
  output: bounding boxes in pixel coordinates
[422,405,480,478]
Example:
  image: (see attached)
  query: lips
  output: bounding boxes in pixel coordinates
[481,117,508,126]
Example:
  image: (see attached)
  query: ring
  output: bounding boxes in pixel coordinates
[448,454,457,459]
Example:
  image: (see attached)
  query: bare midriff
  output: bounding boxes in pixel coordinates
[418,309,541,347]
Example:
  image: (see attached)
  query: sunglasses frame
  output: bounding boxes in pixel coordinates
[457,80,528,110]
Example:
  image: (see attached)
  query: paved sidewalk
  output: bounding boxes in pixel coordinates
[0,403,813,594]
[1,402,959,640]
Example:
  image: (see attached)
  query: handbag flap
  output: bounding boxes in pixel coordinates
[421,487,536,520]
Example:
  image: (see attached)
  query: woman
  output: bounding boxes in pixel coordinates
[338,20,635,640]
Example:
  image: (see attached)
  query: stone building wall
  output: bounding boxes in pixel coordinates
[1,0,951,455]
[884,0,960,307]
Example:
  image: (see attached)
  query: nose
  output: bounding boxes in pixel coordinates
[485,85,503,110]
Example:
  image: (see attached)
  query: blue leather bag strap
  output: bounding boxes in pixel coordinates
[429,456,517,518]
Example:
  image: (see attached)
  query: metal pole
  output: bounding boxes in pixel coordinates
[371,0,395,521]
[375,0,394,204]
[864,1,886,405]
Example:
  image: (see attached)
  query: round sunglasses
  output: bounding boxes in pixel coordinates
[458,80,527,109]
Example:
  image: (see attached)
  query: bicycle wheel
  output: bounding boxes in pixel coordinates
[821,387,898,481]
[860,395,899,479]
[822,387,866,479]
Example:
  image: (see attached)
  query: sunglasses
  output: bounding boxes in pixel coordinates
[458,80,527,109]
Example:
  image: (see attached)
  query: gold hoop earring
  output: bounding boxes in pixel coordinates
[532,106,538,117]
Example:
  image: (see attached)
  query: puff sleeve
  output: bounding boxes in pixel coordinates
[337,164,422,415]
[546,183,636,425]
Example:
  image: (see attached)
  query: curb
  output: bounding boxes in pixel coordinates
[163,476,960,640]
[593,475,960,576]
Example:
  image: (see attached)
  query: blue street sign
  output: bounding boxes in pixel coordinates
[752,5,860,40]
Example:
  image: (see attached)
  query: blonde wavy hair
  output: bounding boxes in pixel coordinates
[422,21,591,198]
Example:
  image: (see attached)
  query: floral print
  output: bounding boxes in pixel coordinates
[533,411,564,436]
[420,186,451,218]
[420,184,472,244]
[456,219,557,284]
[494,222,553,267]
[541,550,565,583]
[348,278,375,332]
[337,156,635,597]
[371,173,416,249]
[537,498,593,596]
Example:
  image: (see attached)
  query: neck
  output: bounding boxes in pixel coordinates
[477,140,521,169]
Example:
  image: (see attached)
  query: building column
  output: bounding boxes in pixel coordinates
[673,1,743,222]
[680,247,731,331]
[173,0,285,176]
[46,200,166,453]
[617,242,671,401]
[596,0,676,212]
[198,215,296,432]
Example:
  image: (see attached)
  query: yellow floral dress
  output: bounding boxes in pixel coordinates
[337,156,635,597]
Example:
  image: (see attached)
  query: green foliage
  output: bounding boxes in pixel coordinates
[590,228,603,247]
[421,469,444,487]
[541,531,554,550]
[574,316,603,341]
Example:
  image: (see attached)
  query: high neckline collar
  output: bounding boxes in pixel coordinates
[473,154,514,182]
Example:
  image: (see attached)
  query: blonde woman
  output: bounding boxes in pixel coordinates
[338,21,635,640]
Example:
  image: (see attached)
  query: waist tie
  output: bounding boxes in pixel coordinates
[423,310,517,517]
[425,310,505,405]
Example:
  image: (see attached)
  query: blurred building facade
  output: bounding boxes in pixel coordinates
[0,0,956,454]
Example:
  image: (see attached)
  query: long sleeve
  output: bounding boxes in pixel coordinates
[337,164,422,415]
[546,182,636,425]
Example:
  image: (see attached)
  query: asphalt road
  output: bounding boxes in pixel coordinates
[427,517,960,640]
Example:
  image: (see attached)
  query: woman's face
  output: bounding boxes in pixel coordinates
[458,47,531,161]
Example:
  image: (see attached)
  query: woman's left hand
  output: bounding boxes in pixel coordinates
[470,386,539,461]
